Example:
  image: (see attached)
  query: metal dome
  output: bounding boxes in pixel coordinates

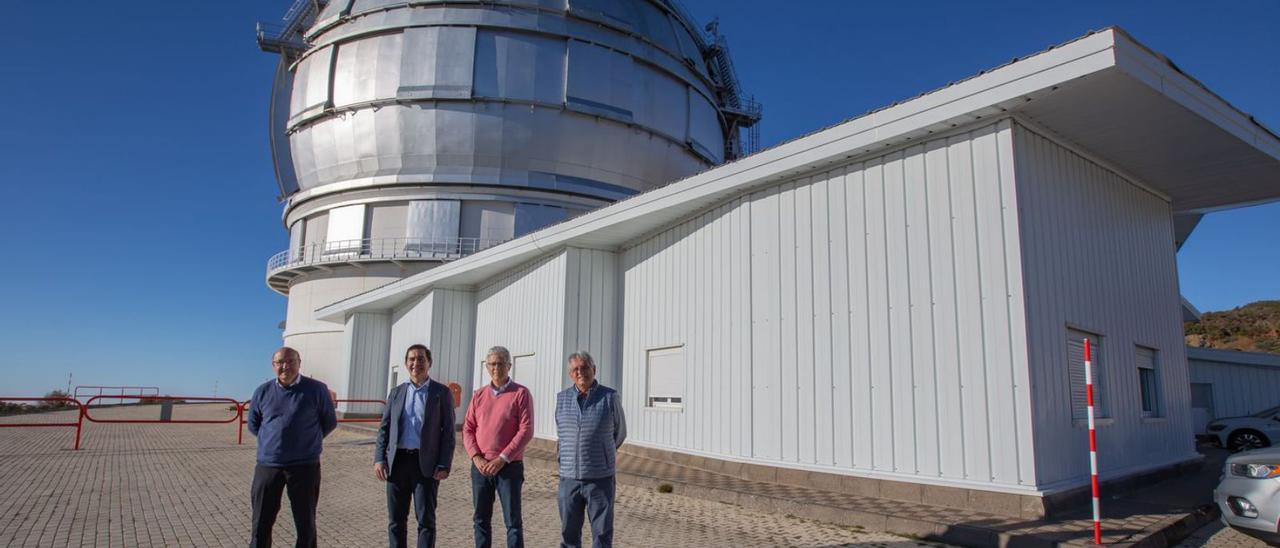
[252,0,760,406]
[260,0,759,203]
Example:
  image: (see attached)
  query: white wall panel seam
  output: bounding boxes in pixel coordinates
[856,165,873,469]
[912,146,941,476]
[995,122,1032,484]
[901,151,922,473]
[972,132,1003,478]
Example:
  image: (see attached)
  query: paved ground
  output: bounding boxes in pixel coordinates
[1176,521,1270,548]
[0,404,947,547]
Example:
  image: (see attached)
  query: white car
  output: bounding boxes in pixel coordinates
[1207,405,1280,452]
[1215,445,1280,543]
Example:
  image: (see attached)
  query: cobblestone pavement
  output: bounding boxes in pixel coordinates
[1175,520,1270,548]
[0,404,948,547]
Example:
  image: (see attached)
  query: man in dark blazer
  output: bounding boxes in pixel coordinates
[374,344,456,548]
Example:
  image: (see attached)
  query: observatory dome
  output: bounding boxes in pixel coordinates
[276,0,746,210]
[259,0,758,388]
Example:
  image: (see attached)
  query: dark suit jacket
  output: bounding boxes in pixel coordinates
[375,379,456,476]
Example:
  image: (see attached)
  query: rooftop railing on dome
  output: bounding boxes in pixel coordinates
[267,237,508,273]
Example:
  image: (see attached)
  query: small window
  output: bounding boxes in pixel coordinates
[512,354,535,383]
[1136,346,1161,418]
[1068,329,1107,420]
[646,346,684,408]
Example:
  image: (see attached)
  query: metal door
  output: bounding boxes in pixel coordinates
[1190,383,1214,435]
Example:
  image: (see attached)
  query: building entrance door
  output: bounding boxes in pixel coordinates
[1190,382,1214,435]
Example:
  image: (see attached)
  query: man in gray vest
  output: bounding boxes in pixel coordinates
[554,351,626,548]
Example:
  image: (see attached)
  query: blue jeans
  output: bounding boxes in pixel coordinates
[557,476,615,548]
[471,461,524,548]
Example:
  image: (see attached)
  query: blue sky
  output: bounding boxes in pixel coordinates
[1,1,1275,398]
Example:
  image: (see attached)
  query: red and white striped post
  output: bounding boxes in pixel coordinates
[1084,338,1102,544]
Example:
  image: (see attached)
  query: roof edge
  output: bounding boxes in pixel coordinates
[1188,346,1280,368]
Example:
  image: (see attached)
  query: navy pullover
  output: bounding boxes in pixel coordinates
[247,376,338,467]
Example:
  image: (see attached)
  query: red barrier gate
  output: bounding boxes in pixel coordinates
[84,395,243,445]
[0,397,86,450]
[83,395,242,424]
[73,385,159,402]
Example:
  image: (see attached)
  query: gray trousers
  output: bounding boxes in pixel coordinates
[556,476,615,548]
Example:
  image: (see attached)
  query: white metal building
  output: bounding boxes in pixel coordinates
[311,28,1280,510]
[1187,347,1280,434]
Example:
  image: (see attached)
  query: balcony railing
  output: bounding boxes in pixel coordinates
[266,237,508,275]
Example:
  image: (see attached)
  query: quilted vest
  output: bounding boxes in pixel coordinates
[555,384,620,480]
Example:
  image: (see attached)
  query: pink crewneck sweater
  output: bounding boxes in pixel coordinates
[462,381,534,462]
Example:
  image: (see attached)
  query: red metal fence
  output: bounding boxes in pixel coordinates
[4,394,387,449]
[0,397,86,450]
[73,385,160,402]
[83,395,242,424]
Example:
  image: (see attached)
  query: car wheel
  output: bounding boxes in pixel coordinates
[1228,430,1270,452]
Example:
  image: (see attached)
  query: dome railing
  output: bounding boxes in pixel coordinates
[266,237,508,274]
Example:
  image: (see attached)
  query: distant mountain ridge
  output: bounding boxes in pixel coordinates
[1185,300,1280,354]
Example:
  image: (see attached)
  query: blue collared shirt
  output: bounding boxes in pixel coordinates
[398,378,431,450]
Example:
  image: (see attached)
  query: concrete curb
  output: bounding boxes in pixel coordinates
[612,464,1218,548]
[334,425,1216,548]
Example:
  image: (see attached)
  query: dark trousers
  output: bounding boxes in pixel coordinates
[387,449,440,548]
[470,461,524,548]
[250,462,321,548]
[557,476,615,548]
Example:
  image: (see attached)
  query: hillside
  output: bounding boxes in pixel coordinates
[1185,300,1280,354]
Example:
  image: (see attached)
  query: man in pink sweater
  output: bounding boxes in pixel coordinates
[463,345,535,548]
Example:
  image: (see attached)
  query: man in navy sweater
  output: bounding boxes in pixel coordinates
[246,347,338,548]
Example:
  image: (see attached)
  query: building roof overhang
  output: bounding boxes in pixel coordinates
[1187,346,1280,369]
[316,27,1280,322]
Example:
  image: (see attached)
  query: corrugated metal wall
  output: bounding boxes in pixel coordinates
[1189,358,1280,419]
[1013,124,1195,490]
[389,292,434,394]
[563,248,622,390]
[387,290,477,416]
[474,253,569,438]
[428,288,477,412]
[620,120,1039,491]
[343,311,391,415]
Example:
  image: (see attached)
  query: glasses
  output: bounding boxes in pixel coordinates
[273,359,299,366]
